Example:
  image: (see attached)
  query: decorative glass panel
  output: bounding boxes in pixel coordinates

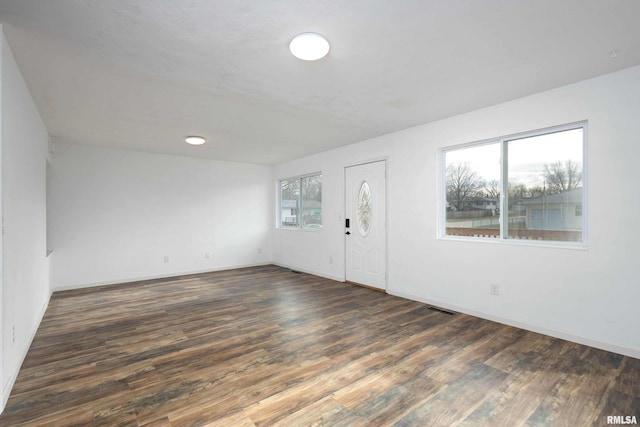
[357,181,372,236]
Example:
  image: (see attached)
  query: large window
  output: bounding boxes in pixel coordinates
[443,123,585,244]
[279,173,322,229]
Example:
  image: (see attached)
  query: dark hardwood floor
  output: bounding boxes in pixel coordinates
[1,265,638,426]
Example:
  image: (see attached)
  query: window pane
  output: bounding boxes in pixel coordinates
[445,143,501,238]
[301,175,322,228]
[506,128,583,242]
[280,178,299,227]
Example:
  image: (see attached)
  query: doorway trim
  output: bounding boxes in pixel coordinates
[343,158,389,291]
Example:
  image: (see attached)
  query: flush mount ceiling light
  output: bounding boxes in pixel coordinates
[289,32,330,61]
[185,136,206,146]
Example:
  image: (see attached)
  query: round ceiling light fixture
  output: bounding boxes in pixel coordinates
[185,136,206,146]
[289,32,330,61]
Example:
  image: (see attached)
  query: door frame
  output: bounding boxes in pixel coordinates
[343,157,389,290]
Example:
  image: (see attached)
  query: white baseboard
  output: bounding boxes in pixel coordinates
[1,295,51,414]
[272,262,344,283]
[52,262,272,292]
[388,289,640,360]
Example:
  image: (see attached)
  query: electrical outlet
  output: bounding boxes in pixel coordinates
[205,252,211,259]
[490,284,500,296]
[163,256,169,263]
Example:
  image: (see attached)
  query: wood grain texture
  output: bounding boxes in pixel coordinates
[1,265,637,426]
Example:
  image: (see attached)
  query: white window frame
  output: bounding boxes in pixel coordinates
[440,122,587,247]
[278,172,322,230]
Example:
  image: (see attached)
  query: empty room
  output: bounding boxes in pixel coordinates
[0,1,639,426]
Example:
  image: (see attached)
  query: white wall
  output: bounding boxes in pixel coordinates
[273,65,640,358]
[1,29,50,411]
[48,143,273,290]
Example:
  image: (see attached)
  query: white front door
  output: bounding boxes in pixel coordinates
[345,161,386,290]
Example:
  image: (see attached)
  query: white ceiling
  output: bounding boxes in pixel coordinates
[0,1,639,165]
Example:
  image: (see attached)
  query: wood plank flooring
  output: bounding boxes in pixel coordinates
[1,265,638,426]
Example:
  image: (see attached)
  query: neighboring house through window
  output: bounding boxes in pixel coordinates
[279,173,322,229]
[442,123,586,244]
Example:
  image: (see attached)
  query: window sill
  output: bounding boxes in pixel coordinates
[277,226,323,232]
[438,234,588,251]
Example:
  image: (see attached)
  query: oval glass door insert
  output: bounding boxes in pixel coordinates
[357,181,372,236]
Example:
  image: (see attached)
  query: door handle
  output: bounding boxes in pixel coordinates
[345,231,351,235]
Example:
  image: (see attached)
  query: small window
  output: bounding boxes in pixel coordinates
[279,173,322,229]
[443,123,585,244]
